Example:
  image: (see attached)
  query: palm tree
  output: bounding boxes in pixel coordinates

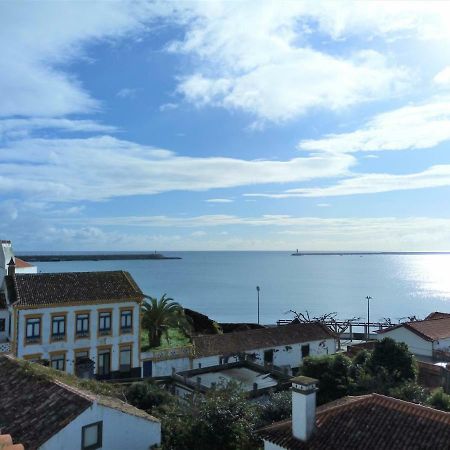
[141,294,191,348]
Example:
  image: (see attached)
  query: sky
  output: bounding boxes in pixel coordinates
[2,0,450,251]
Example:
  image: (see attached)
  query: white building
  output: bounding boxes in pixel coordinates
[376,316,450,360]
[0,355,161,450]
[142,322,337,377]
[258,376,450,449]
[1,263,143,379]
[0,240,37,276]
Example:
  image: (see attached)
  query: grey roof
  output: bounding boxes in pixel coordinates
[0,355,158,450]
[193,323,335,358]
[6,270,142,307]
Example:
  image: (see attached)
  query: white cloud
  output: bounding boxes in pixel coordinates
[299,99,450,153]
[0,118,116,139]
[247,165,450,198]
[433,67,450,87]
[206,198,234,203]
[159,102,179,112]
[0,135,354,202]
[0,2,162,117]
[116,88,139,99]
[170,2,410,122]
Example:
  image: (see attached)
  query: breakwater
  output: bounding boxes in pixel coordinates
[18,253,181,262]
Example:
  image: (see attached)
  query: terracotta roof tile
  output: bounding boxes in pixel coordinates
[7,271,142,307]
[258,394,450,449]
[0,356,158,450]
[193,323,335,358]
[378,317,450,341]
[426,312,450,320]
[13,258,34,269]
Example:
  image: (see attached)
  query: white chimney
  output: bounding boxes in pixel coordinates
[291,375,318,442]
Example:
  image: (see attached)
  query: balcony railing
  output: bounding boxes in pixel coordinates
[0,341,11,353]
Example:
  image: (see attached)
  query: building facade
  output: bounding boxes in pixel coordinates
[1,267,143,379]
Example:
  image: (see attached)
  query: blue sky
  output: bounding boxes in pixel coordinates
[2,1,450,251]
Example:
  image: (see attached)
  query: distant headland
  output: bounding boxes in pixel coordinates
[17,253,182,262]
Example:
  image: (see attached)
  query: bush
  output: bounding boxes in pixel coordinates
[426,388,450,412]
[257,390,292,426]
[126,381,173,413]
[301,354,353,404]
[389,382,428,404]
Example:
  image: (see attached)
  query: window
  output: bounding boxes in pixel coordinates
[75,350,89,362]
[0,318,5,332]
[76,313,89,338]
[264,349,274,365]
[119,346,132,373]
[50,353,65,371]
[301,344,310,358]
[98,311,112,335]
[97,349,111,376]
[82,421,103,450]
[120,309,132,333]
[51,315,65,340]
[25,317,41,343]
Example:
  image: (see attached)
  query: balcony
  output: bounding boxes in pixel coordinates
[75,330,89,339]
[0,339,11,354]
[98,329,111,337]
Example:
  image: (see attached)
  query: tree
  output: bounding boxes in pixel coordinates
[301,354,353,404]
[369,338,417,383]
[257,390,292,427]
[126,380,174,413]
[141,294,191,348]
[161,382,260,450]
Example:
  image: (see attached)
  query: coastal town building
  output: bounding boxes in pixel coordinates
[258,376,450,449]
[0,240,37,277]
[170,360,291,399]
[376,315,450,360]
[0,355,161,450]
[0,259,143,378]
[142,322,337,377]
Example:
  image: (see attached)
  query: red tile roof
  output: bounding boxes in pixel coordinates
[14,257,34,269]
[378,317,450,341]
[7,270,142,307]
[193,323,335,358]
[0,434,24,450]
[426,312,450,320]
[258,393,450,449]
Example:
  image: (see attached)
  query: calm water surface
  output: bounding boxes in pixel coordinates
[35,252,450,324]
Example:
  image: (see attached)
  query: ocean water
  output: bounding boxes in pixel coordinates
[34,252,450,325]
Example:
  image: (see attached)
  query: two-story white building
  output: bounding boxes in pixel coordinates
[1,263,143,379]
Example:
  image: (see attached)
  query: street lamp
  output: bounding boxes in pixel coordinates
[365,295,373,341]
[256,286,260,325]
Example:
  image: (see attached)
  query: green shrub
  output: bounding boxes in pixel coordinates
[426,388,450,412]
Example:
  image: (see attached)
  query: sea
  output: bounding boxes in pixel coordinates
[32,251,450,325]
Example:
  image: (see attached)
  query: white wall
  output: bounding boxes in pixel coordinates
[376,327,433,357]
[149,357,191,377]
[39,402,160,450]
[16,266,38,274]
[16,302,141,374]
[192,338,336,374]
[263,440,286,450]
[434,337,450,353]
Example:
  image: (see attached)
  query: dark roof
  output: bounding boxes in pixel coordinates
[7,270,142,307]
[378,317,450,342]
[258,393,450,449]
[0,355,157,450]
[426,312,450,320]
[192,323,335,357]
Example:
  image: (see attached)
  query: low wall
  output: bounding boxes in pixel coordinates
[418,361,450,392]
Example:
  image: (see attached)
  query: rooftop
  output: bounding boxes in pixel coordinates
[378,317,450,341]
[192,322,335,358]
[258,393,450,449]
[5,270,142,307]
[0,355,158,450]
[14,257,34,269]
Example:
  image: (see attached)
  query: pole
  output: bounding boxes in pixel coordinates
[366,296,372,341]
[256,286,260,325]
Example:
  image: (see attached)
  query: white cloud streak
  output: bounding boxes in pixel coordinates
[299,99,450,153]
[246,165,450,198]
[0,136,354,202]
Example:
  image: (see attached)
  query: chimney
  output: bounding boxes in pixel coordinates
[291,376,318,442]
[7,257,15,277]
